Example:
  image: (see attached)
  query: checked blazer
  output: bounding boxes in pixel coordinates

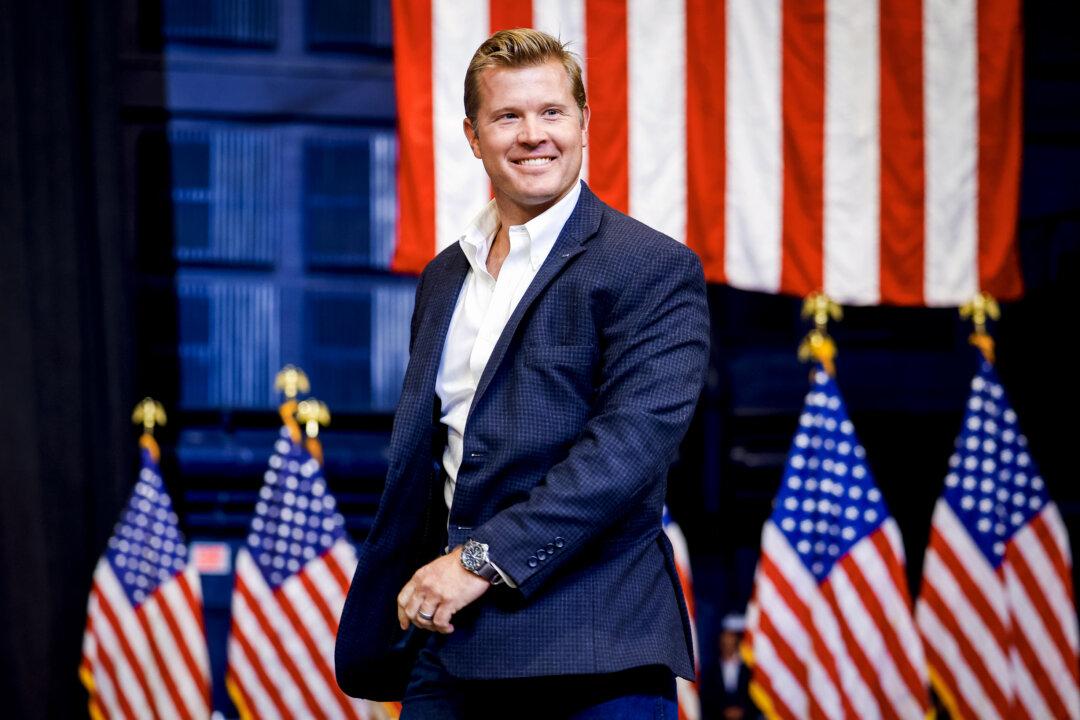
[335,182,710,700]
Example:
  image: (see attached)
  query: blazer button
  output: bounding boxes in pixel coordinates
[527,556,539,568]
[544,543,555,554]
[554,537,565,548]
[536,550,547,561]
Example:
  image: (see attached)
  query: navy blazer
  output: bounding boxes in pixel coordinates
[336,183,710,700]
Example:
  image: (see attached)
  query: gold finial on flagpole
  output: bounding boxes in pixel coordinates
[297,398,331,440]
[960,292,1000,363]
[131,397,167,435]
[274,364,310,401]
[798,292,842,376]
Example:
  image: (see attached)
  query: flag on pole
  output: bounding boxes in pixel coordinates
[664,507,701,720]
[915,359,1080,720]
[390,0,1023,306]
[80,434,212,719]
[744,366,930,719]
[225,407,391,719]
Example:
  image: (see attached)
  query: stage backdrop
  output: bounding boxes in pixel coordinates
[391,0,1023,307]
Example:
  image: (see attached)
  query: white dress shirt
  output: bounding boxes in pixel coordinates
[436,181,581,512]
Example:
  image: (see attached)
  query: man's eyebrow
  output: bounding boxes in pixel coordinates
[488,101,571,116]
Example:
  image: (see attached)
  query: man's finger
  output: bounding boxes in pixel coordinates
[431,603,454,634]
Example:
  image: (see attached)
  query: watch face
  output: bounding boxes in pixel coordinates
[462,540,486,571]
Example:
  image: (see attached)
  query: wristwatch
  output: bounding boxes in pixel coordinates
[460,538,504,585]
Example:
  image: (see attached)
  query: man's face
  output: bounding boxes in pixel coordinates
[464,61,589,224]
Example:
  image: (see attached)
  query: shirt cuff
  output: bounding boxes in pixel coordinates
[488,558,518,588]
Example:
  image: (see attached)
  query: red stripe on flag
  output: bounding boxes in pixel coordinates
[298,569,341,635]
[1007,545,1080,686]
[390,0,436,274]
[924,637,981,720]
[760,556,856,719]
[225,668,258,720]
[751,663,800,720]
[236,577,324,717]
[145,587,206,711]
[757,611,829,720]
[839,550,927,708]
[930,529,1009,646]
[272,588,362,720]
[976,0,1023,300]
[878,0,925,305]
[818,582,900,720]
[685,0,725,283]
[134,607,190,719]
[490,0,532,32]
[230,624,293,719]
[780,0,826,297]
[1010,613,1072,720]
[323,548,353,594]
[92,587,162,720]
[1031,512,1076,605]
[584,0,629,213]
[921,582,1011,717]
[89,623,137,720]
[177,571,208,641]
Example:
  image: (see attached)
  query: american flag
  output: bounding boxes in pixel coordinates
[744,367,930,719]
[225,422,391,719]
[915,360,1080,719]
[390,0,1022,306]
[80,436,212,719]
[663,507,701,720]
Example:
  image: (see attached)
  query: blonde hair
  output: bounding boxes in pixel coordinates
[464,28,587,125]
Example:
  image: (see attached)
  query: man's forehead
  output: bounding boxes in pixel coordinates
[476,61,575,107]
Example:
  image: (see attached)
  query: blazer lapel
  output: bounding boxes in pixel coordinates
[410,246,470,398]
[468,183,604,416]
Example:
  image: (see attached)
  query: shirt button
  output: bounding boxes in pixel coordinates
[544,544,555,554]
[527,556,539,568]
[554,537,565,548]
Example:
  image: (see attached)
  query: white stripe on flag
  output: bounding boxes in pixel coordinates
[923,0,978,305]
[531,0,588,181]
[725,0,783,291]
[228,634,284,720]
[754,630,810,718]
[764,527,879,720]
[83,625,126,720]
[917,602,1003,720]
[281,575,337,656]
[433,0,489,252]
[94,562,182,718]
[931,499,1009,624]
[819,566,885,720]
[306,555,349,621]
[1014,513,1080,650]
[1043,503,1074,565]
[87,591,155,719]
[627,0,686,243]
[231,579,308,717]
[824,0,880,304]
[163,568,211,682]
[1004,563,1079,710]
[1010,647,1056,720]
[142,590,207,715]
[922,549,1010,680]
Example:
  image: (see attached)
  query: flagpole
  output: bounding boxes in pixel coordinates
[797,291,842,376]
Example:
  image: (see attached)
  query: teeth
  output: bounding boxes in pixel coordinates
[516,157,553,166]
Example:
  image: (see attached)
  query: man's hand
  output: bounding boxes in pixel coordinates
[396,546,491,634]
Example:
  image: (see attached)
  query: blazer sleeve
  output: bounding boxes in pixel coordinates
[471,241,710,598]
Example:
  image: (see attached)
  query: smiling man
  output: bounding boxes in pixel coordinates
[336,29,710,718]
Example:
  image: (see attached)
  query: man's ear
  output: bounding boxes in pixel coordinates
[464,117,482,159]
[580,104,591,148]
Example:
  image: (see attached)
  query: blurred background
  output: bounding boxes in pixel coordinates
[1,1,1078,718]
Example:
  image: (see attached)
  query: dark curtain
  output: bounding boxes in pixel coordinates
[0,1,133,717]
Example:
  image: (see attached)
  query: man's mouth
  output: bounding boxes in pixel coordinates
[512,157,555,167]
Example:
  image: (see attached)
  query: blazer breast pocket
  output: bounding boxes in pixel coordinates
[522,345,599,413]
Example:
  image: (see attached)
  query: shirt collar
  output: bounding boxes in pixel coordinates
[457,180,582,273]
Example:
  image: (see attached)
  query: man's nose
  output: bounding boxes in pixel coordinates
[517,116,546,145]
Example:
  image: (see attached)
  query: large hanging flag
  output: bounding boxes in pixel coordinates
[390,0,1022,306]
[80,412,212,719]
[664,507,701,720]
[744,366,930,719]
[226,399,390,719]
[915,359,1080,720]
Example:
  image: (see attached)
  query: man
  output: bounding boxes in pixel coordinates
[336,29,709,717]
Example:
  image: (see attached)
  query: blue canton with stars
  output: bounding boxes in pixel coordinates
[105,447,189,607]
[943,360,1048,568]
[246,428,348,588]
[772,368,891,582]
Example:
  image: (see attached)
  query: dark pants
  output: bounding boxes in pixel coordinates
[401,641,678,719]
